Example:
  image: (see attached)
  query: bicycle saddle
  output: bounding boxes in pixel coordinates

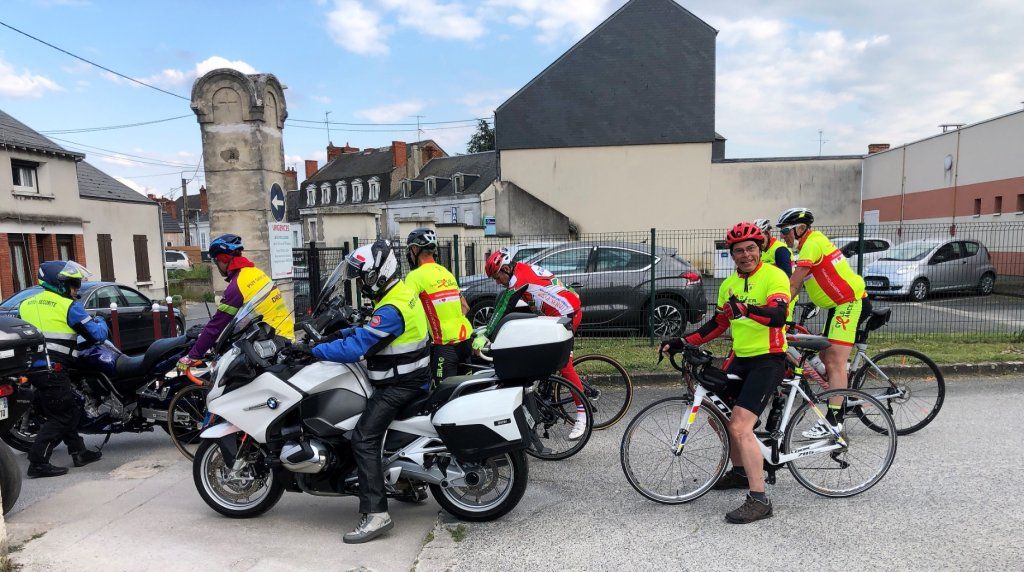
[787,334,831,352]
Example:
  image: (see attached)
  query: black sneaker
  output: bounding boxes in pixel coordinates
[72,450,102,467]
[725,494,773,524]
[28,463,69,478]
[713,469,749,490]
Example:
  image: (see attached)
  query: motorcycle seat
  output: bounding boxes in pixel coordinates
[393,371,496,420]
[114,335,189,379]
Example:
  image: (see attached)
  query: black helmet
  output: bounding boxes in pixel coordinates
[406,228,437,250]
[776,208,814,227]
[343,240,401,299]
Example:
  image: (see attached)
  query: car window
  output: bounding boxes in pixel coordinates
[119,287,150,307]
[931,243,959,263]
[961,241,979,256]
[536,248,590,274]
[86,286,124,310]
[1,287,43,309]
[881,240,939,262]
[512,247,545,263]
[595,248,652,272]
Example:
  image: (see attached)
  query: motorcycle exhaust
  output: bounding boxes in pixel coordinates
[386,460,467,488]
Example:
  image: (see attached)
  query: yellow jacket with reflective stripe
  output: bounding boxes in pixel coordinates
[236,267,295,340]
[405,262,471,345]
[19,289,78,358]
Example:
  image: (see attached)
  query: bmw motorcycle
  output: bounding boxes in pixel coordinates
[193,263,575,522]
[1,330,199,453]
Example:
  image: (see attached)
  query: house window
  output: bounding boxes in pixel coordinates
[368,177,381,201]
[309,219,318,242]
[336,180,347,204]
[425,177,436,196]
[1017,194,1024,213]
[452,174,464,195]
[401,179,411,198]
[56,234,75,261]
[200,232,208,250]
[352,179,364,202]
[973,198,982,216]
[464,209,474,225]
[995,195,1003,215]
[306,185,316,206]
[320,183,331,205]
[8,234,33,292]
[292,230,299,247]
[11,160,38,191]
[132,235,151,282]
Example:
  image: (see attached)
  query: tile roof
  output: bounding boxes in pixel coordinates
[0,108,84,160]
[76,161,155,204]
[495,0,718,150]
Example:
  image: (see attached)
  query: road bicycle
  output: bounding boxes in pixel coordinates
[167,365,210,460]
[620,337,897,504]
[560,354,633,430]
[790,302,945,435]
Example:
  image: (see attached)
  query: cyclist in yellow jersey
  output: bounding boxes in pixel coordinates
[404,229,473,382]
[776,207,865,437]
[753,218,792,276]
[661,222,790,524]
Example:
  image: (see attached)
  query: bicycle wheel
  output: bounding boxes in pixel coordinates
[851,348,945,435]
[620,397,730,504]
[785,388,897,498]
[570,354,633,430]
[168,384,210,461]
[525,376,593,461]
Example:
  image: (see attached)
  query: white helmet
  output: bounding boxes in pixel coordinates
[753,218,772,237]
[343,240,400,299]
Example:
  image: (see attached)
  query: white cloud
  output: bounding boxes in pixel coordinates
[0,57,63,98]
[327,0,391,56]
[378,0,485,41]
[459,89,516,117]
[194,56,257,77]
[355,100,425,123]
[484,0,620,43]
[103,55,257,89]
[114,176,157,198]
[310,95,333,104]
[422,123,477,154]
[100,155,140,167]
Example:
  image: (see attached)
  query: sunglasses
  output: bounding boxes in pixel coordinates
[778,225,796,235]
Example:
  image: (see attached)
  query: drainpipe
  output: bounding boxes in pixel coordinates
[158,203,168,298]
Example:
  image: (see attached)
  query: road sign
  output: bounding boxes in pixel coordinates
[269,222,293,279]
[269,183,286,222]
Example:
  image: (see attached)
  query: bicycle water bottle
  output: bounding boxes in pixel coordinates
[808,354,827,377]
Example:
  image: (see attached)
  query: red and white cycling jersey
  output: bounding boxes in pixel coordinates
[509,263,581,323]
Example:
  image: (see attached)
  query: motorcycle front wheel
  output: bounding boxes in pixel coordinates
[429,450,529,522]
[193,439,283,518]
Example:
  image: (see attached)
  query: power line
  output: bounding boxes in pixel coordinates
[286,122,485,133]
[40,114,193,134]
[286,116,492,127]
[48,135,200,168]
[0,19,190,101]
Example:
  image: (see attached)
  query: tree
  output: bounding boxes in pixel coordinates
[466,119,495,153]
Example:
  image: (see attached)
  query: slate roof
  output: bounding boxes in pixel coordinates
[174,192,205,213]
[495,0,718,151]
[76,161,154,204]
[393,152,497,200]
[0,108,84,160]
[161,211,183,233]
[307,148,394,183]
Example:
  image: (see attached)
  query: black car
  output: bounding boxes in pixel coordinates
[0,282,184,354]
[460,241,707,337]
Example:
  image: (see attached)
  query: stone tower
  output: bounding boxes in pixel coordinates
[190,69,292,299]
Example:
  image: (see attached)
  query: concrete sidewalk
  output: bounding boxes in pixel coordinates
[6,448,440,571]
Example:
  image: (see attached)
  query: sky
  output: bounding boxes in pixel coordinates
[1,0,1023,203]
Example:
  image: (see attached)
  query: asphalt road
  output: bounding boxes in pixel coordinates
[428,377,1023,571]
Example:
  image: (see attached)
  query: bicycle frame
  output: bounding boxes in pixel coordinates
[676,377,846,466]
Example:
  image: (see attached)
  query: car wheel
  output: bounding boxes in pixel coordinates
[977,273,995,296]
[649,298,685,337]
[176,317,186,336]
[469,299,496,328]
[909,279,929,302]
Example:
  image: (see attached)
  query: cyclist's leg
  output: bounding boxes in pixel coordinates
[820,299,862,423]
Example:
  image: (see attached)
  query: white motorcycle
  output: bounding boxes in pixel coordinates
[192,263,574,522]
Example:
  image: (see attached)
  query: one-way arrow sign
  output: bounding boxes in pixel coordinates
[269,183,285,222]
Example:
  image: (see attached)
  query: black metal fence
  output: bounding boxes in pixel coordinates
[291,221,1024,341]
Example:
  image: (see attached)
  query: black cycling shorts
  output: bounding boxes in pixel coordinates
[724,354,786,416]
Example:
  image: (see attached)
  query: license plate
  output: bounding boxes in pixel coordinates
[865,280,883,288]
[0,397,8,421]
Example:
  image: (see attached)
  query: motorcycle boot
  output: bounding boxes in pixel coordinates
[72,449,102,467]
[343,512,394,544]
[28,462,69,478]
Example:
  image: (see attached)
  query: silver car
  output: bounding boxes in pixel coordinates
[863,239,997,301]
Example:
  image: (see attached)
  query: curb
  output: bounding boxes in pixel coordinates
[628,361,1024,385]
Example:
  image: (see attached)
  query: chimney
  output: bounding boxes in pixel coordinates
[147,193,157,201]
[341,142,359,154]
[199,185,209,213]
[392,141,408,169]
[163,199,178,221]
[327,142,342,163]
[284,167,298,191]
[305,159,319,180]
[868,143,890,154]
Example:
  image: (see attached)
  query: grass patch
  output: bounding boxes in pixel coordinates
[0,554,19,572]
[423,530,435,545]
[447,524,467,542]
[168,265,211,280]
[575,334,1024,375]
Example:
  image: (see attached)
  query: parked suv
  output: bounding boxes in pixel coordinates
[165,250,192,271]
[863,238,997,301]
[460,241,706,336]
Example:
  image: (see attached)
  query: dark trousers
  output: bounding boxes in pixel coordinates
[351,381,426,514]
[430,340,472,383]
[27,370,86,465]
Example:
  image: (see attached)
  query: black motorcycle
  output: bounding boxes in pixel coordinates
[1,316,43,513]
[1,329,199,454]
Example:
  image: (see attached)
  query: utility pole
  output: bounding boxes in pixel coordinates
[413,115,424,140]
[325,111,332,144]
[181,176,190,246]
[817,129,829,156]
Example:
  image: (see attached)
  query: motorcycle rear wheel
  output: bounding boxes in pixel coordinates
[193,439,283,518]
[0,441,23,515]
[429,450,528,522]
[1,409,40,453]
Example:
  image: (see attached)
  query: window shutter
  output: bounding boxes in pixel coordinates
[133,235,151,282]
[97,234,115,281]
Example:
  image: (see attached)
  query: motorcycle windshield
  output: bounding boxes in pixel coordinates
[213,282,275,353]
[311,260,349,317]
